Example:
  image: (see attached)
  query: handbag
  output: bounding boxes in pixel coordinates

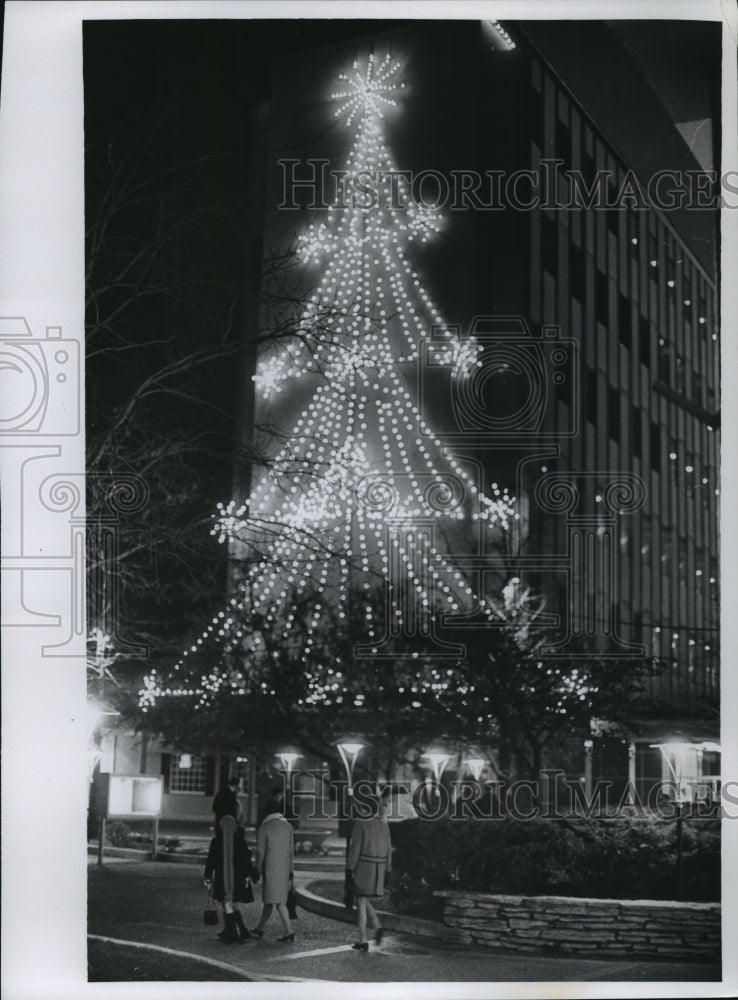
[203,887,218,925]
[236,874,255,904]
[287,886,299,920]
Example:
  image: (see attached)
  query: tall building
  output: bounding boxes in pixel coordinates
[260,20,721,799]
[492,20,720,797]
[114,20,720,817]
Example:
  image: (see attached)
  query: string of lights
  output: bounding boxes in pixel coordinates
[139,54,516,711]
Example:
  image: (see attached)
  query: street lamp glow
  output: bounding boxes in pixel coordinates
[337,741,365,792]
[276,752,301,772]
[86,700,120,735]
[649,739,715,902]
[464,758,485,781]
[422,752,451,783]
[650,741,694,802]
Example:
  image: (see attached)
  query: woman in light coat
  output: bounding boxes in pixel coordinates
[347,795,392,951]
[251,793,295,942]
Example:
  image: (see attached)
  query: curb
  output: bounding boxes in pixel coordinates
[87,934,330,983]
[87,934,252,981]
[295,882,470,945]
[88,845,344,870]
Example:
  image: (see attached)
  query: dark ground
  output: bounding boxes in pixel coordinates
[88,860,722,984]
[88,938,250,981]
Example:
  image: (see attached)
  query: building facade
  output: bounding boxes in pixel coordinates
[93,21,721,827]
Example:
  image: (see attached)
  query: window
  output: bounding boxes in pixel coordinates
[570,243,586,303]
[618,293,631,348]
[541,213,558,276]
[632,407,642,458]
[628,213,640,250]
[596,270,608,326]
[639,317,651,368]
[648,231,658,265]
[582,151,596,189]
[692,371,703,406]
[530,88,545,146]
[169,754,207,794]
[650,421,661,472]
[608,385,620,442]
[675,354,685,394]
[556,116,571,166]
[586,367,597,424]
[606,184,620,235]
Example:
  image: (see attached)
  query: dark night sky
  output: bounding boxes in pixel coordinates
[82,18,721,660]
[82,14,721,489]
[84,17,721,370]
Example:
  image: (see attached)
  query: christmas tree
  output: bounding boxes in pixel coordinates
[140,53,517,713]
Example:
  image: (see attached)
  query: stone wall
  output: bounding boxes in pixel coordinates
[434,890,720,961]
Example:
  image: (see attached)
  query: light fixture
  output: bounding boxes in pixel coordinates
[421,751,451,783]
[337,742,364,792]
[276,752,301,772]
[86,700,120,735]
[464,757,485,781]
[649,739,720,901]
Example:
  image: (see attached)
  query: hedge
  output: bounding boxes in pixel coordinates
[387,816,720,918]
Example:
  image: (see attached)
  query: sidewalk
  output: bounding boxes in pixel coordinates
[87,860,721,984]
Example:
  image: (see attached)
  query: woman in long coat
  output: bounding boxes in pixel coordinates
[203,814,258,943]
[346,797,392,951]
[251,794,295,941]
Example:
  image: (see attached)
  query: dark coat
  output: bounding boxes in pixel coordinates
[211,787,239,829]
[347,815,392,897]
[204,825,258,904]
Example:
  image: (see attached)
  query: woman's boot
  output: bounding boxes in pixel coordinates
[220,912,240,944]
[234,911,251,941]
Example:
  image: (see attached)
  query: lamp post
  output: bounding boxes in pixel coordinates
[86,699,120,864]
[421,751,450,812]
[276,752,301,825]
[464,758,486,782]
[651,741,693,901]
[422,751,451,783]
[337,742,364,793]
[336,742,364,841]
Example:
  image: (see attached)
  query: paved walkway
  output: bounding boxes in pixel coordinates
[88,860,722,984]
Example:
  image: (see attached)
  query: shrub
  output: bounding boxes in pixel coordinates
[387,816,720,913]
[104,821,134,847]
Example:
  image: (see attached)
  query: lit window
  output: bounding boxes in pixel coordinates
[170,754,207,793]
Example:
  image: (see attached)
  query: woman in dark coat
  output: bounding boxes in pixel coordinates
[346,796,393,951]
[251,794,295,941]
[204,814,258,943]
[211,776,242,831]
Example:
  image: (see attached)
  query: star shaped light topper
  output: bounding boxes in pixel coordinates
[331,52,405,127]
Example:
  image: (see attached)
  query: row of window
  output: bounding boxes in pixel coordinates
[165,754,252,794]
[531,63,718,414]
